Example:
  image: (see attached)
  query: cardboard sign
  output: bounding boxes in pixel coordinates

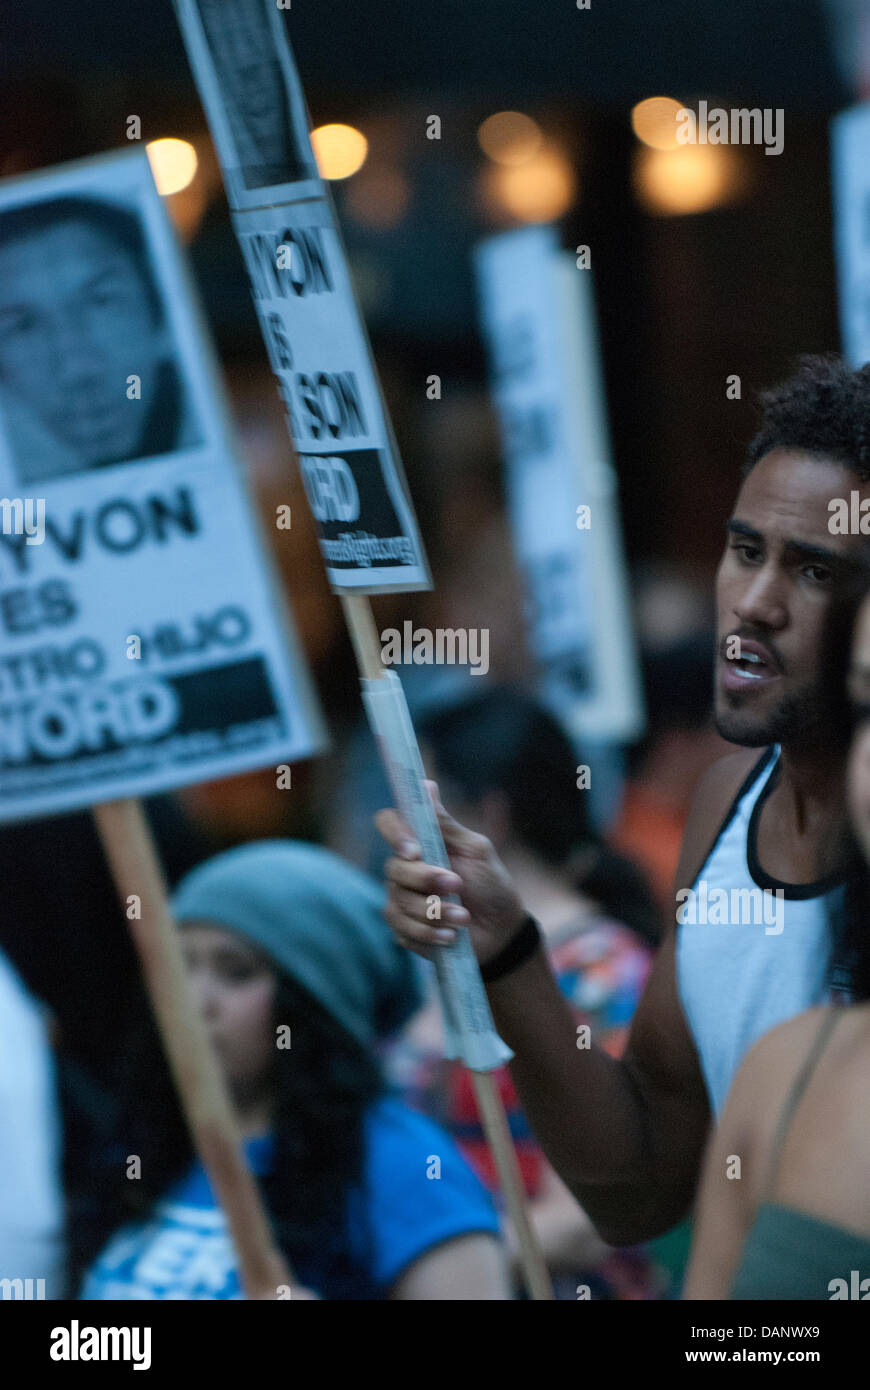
[173,0,431,594]
[831,102,870,368]
[0,149,326,823]
[476,226,643,744]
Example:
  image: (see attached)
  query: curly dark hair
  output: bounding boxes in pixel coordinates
[66,969,384,1298]
[744,354,870,481]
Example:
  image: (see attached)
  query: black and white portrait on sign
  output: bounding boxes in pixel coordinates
[0,149,326,825]
[193,0,318,194]
[0,192,202,485]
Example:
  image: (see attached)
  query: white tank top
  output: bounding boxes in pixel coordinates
[676,748,842,1118]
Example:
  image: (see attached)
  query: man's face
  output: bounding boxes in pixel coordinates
[0,219,163,471]
[198,0,291,172]
[714,448,870,751]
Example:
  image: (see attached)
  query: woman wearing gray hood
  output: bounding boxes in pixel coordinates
[77,841,508,1299]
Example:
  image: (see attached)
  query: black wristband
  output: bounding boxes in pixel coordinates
[480,913,542,984]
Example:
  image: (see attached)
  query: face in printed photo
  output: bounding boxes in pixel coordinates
[0,195,200,484]
[195,0,312,190]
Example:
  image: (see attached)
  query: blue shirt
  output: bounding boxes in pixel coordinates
[80,1094,500,1300]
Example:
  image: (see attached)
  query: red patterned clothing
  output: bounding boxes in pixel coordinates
[386,916,668,1299]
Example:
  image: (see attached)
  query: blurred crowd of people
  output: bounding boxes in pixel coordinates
[4,357,870,1302]
[0,612,712,1299]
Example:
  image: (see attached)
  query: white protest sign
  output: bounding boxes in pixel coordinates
[172,0,431,594]
[0,149,326,823]
[831,101,870,368]
[233,198,430,590]
[475,226,643,744]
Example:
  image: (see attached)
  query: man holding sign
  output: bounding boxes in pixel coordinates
[378,354,870,1252]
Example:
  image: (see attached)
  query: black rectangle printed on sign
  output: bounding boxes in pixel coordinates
[299,447,406,555]
[171,656,279,731]
[0,657,282,770]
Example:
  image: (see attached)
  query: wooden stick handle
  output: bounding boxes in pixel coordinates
[341,594,386,681]
[93,797,293,1300]
[471,1071,553,1299]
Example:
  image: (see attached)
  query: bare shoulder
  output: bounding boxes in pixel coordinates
[724,1007,833,1118]
[674,747,771,894]
[692,746,767,801]
[740,1006,830,1074]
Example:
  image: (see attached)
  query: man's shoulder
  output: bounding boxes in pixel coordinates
[674,747,773,896]
[694,746,772,809]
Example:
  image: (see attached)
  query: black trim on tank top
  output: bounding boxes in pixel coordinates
[691,747,777,891]
[747,758,844,899]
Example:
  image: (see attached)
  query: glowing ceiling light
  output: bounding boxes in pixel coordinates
[632,143,744,216]
[311,123,369,180]
[478,111,543,166]
[146,138,198,195]
[482,144,576,223]
[630,97,685,151]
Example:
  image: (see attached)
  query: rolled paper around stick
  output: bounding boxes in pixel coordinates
[358,669,553,1298]
[360,670,513,1072]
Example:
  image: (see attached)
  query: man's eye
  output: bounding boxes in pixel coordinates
[803,565,832,584]
[732,543,761,562]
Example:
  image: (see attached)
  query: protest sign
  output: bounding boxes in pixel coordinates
[831,101,870,369]
[233,198,430,591]
[0,148,326,824]
[476,225,643,745]
[172,0,431,593]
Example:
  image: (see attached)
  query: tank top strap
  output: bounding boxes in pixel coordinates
[760,1006,844,1204]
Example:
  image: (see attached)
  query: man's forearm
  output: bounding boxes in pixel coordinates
[486,946,694,1244]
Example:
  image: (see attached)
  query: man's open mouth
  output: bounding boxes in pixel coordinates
[728,651,768,680]
[721,637,781,689]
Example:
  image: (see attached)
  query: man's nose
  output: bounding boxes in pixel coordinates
[51,311,102,378]
[733,564,788,629]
